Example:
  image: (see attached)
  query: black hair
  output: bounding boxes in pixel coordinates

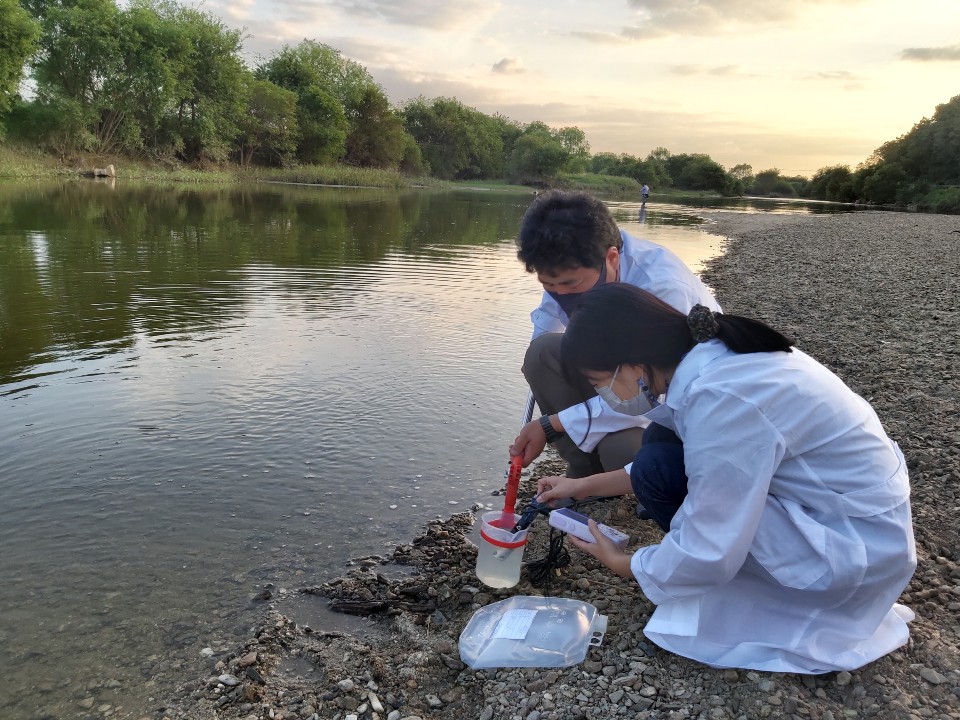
[516,190,622,274]
[561,284,794,380]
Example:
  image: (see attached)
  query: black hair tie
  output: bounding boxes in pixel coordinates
[687,304,720,343]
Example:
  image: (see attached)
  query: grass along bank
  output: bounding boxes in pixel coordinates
[0,143,713,199]
[252,165,444,189]
[0,143,241,183]
[0,143,436,188]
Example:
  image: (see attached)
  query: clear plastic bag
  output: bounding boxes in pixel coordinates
[458,596,608,669]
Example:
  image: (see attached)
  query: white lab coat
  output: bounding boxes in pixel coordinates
[535,231,721,450]
[631,340,917,673]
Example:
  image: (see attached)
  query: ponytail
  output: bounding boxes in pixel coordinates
[562,285,794,379]
[688,303,794,354]
[714,314,794,354]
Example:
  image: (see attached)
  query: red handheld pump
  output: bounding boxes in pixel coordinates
[501,454,523,525]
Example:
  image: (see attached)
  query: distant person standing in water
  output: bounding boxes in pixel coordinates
[641,184,650,202]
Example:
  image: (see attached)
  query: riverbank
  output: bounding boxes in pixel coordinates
[158,209,959,720]
[0,145,637,197]
[0,144,440,188]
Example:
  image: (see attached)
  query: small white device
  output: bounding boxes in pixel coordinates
[548,508,630,550]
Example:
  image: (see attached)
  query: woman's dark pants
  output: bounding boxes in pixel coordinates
[630,422,688,532]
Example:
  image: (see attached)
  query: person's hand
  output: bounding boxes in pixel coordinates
[535,475,583,505]
[568,520,634,578]
[510,418,547,466]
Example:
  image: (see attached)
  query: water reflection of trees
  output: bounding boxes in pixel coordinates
[0,182,529,385]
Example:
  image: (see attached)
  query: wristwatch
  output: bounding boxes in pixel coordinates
[539,415,565,444]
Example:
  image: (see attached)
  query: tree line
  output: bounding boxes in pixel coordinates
[1,0,958,210]
[804,94,960,212]
[0,0,593,181]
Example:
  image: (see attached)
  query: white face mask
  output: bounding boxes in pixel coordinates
[596,365,657,416]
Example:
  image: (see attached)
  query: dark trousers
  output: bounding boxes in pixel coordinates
[630,422,688,532]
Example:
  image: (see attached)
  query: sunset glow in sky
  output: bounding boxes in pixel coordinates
[205,0,960,177]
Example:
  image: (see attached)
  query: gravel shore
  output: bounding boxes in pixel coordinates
[160,209,960,720]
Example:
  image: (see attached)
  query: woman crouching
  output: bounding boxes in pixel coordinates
[532,282,916,674]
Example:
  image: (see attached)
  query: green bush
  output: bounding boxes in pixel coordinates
[915,187,960,214]
[749,169,798,198]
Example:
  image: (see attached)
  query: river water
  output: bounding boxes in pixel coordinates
[0,181,847,719]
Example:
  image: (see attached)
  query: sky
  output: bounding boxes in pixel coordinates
[202,0,960,177]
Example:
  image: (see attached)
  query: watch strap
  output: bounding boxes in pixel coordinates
[539,415,565,443]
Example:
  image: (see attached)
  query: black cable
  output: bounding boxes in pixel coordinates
[521,496,614,589]
[525,526,570,587]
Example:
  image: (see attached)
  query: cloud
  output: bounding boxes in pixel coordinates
[577,0,866,42]
[491,58,526,75]
[220,0,256,22]
[332,0,498,31]
[808,70,864,90]
[367,65,495,107]
[668,64,702,76]
[319,36,412,69]
[900,43,960,62]
[568,30,638,44]
[668,64,745,76]
[667,64,860,88]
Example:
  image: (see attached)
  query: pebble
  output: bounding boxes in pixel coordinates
[919,667,947,684]
[238,651,257,667]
